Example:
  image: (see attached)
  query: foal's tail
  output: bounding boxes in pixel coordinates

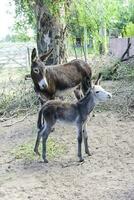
[37,109,44,130]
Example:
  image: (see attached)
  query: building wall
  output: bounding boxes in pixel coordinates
[109,38,134,58]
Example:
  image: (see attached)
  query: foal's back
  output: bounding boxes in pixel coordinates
[41,100,79,123]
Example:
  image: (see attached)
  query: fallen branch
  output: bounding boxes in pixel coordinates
[0,114,17,122]
[2,113,31,127]
[111,42,132,74]
[121,43,131,61]
[121,55,134,62]
[0,110,7,117]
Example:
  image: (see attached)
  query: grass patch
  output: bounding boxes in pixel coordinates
[11,138,66,161]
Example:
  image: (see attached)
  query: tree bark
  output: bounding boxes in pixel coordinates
[34,0,67,65]
[83,26,88,62]
[99,24,107,54]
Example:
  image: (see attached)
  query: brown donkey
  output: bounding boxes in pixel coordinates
[34,74,112,163]
[31,48,92,103]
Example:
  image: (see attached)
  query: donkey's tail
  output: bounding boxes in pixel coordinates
[37,109,44,130]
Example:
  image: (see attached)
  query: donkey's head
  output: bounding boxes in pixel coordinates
[31,48,53,90]
[93,73,112,103]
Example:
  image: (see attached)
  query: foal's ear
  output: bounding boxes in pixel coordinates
[40,48,53,61]
[31,48,37,63]
[94,73,102,85]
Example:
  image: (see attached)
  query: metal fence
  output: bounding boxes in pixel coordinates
[0,42,35,69]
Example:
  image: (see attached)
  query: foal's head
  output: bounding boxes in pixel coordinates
[92,73,112,103]
[31,48,53,90]
[74,73,112,103]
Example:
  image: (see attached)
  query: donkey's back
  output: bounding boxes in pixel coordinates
[48,59,91,77]
[46,59,92,91]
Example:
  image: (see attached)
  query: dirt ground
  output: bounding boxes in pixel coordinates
[0,42,134,200]
[0,90,134,200]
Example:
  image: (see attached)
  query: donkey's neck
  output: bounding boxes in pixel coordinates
[77,90,95,120]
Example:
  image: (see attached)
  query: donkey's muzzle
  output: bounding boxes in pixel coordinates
[38,78,48,90]
[108,93,112,99]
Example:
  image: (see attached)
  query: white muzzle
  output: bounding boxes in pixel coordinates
[38,78,48,90]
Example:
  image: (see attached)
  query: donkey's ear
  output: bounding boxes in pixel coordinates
[40,48,53,61]
[95,73,102,85]
[76,84,81,90]
[31,48,37,63]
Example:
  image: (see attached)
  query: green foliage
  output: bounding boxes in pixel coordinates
[14,0,35,27]
[101,67,115,80]
[123,22,134,37]
[100,60,134,81]
[44,0,65,16]
[67,0,126,52]
[5,34,31,42]
[115,62,134,80]
[12,0,36,41]
[13,0,134,51]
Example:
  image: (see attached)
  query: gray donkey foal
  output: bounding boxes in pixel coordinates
[34,74,112,163]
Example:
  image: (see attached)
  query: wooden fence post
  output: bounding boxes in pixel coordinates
[27,47,30,69]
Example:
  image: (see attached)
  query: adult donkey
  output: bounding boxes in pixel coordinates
[31,48,92,103]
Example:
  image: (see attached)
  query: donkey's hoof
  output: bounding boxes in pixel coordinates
[34,149,40,156]
[51,127,55,132]
[86,151,92,156]
[79,158,84,162]
[43,158,48,163]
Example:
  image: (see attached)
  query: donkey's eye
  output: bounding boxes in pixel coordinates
[96,91,99,93]
[33,68,39,74]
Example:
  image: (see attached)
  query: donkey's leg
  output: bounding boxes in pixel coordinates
[34,125,46,156]
[82,122,91,156]
[81,77,91,95]
[77,124,84,162]
[74,84,83,100]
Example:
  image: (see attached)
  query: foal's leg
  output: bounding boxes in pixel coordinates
[77,124,84,162]
[34,125,46,155]
[42,123,54,163]
[82,122,91,156]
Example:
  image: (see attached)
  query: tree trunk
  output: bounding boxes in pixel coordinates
[99,24,107,54]
[34,0,67,65]
[98,1,107,55]
[83,26,88,62]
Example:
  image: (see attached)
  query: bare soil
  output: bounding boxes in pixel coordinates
[0,42,134,200]
[0,97,134,200]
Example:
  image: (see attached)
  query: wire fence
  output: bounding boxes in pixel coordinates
[0,41,92,69]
